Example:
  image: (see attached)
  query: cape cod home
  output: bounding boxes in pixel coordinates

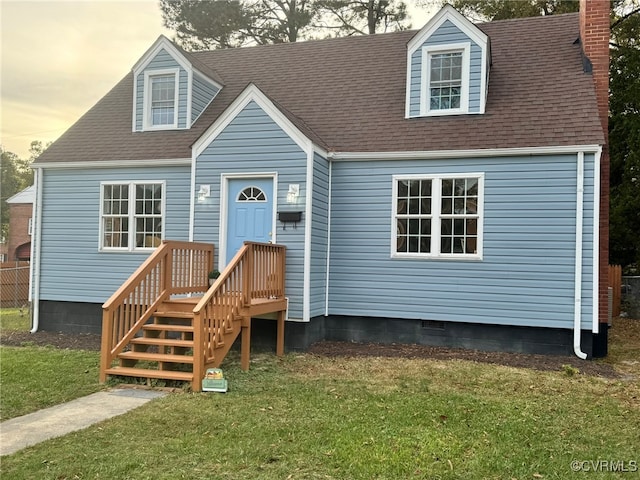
[30,1,610,389]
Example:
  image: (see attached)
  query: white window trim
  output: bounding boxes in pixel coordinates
[391,173,484,260]
[420,43,471,116]
[143,68,180,131]
[99,181,166,252]
[28,217,33,236]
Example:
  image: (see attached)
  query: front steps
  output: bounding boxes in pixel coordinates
[103,298,200,385]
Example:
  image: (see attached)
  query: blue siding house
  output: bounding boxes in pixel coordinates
[31,3,611,359]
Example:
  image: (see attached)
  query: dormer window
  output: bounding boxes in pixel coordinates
[421,43,470,115]
[132,36,223,132]
[144,69,179,130]
[406,5,489,118]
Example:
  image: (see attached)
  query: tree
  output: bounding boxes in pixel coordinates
[316,1,410,36]
[160,0,411,49]
[609,0,640,269]
[160,0,320,49]
[444,0,579,22]
[0,141,46,240]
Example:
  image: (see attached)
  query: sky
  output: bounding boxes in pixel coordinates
[1,0,436,158]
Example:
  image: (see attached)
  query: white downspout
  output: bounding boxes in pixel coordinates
[30,167,44,333]
[574,152,587,359]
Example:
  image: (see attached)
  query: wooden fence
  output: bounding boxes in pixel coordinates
[0,261,30,308]
[609,264,622,317]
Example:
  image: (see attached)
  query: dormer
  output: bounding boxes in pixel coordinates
[406,5,489,118]
[132,36,223,132]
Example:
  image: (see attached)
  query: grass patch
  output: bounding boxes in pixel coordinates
[0,307,31,332]
[2,352,639,479]
[605,316,640,378]
[0,346,102,420]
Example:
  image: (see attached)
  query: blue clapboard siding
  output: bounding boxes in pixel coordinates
[328,154,596,330]
[38,166,192,303]
[409,19,483,116]
[310,153,330,317]
[192,71,219,123]
[135,48,189,130]
[193,101,308,320]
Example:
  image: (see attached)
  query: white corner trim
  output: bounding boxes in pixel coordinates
[303,150,314,322]
[324,160,333,316]
[33,158,192,169]
[328,145,603,161]
[192,84,315,158]
[132,72,138,132]
[592,147,602,333]
[189,150,197,243]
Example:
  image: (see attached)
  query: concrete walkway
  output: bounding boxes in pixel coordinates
[0,388,167,456]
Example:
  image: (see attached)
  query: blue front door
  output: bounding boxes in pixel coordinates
[226,178,274,264]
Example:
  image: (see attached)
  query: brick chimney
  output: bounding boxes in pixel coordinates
[580,0,610,140]
[580,0,610,352]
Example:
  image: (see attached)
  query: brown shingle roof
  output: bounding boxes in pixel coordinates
[35,13,604,165]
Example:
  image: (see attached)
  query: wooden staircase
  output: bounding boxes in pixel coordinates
[100,241,287,391]
[103,298,198,383]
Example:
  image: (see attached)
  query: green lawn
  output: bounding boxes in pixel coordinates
[1,308,103,420]
[0,307,31,331]
[0,346,103,420]
[2,351,639,479]
[1,313,638,478]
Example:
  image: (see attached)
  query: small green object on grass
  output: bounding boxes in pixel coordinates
[202,368,228,393]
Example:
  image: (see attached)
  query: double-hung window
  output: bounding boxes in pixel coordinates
[144,69,178,129]
[421,43,470,115]
[101,182,164,251]
[393,174,483,259]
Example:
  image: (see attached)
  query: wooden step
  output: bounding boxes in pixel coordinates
[143,324,194,333]
[104,366,193,381]
[154,310,194,319]
[118,351,194,363]
[159,298,200,313]
[130,337,193,348]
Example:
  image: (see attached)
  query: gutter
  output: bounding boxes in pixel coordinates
[573,152,587,359]
[30,168,44,333]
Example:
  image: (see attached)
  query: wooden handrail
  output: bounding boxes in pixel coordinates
[100,240,213,382]
[192,242,286,385]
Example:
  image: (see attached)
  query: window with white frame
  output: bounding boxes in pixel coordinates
[421,43,470,115]
[28,218,33,236]
[144,70,178,129]
[393,174,483,258]
[101,182,164,251]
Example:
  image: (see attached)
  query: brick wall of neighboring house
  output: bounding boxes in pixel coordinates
[580,0,610,327]
[7,203,33,261]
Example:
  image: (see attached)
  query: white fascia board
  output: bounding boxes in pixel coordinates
[192,83,315,158]
[132,36,192,75]
[328,145,603,161]
[33,158,192,169]
[407,5,488,57]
